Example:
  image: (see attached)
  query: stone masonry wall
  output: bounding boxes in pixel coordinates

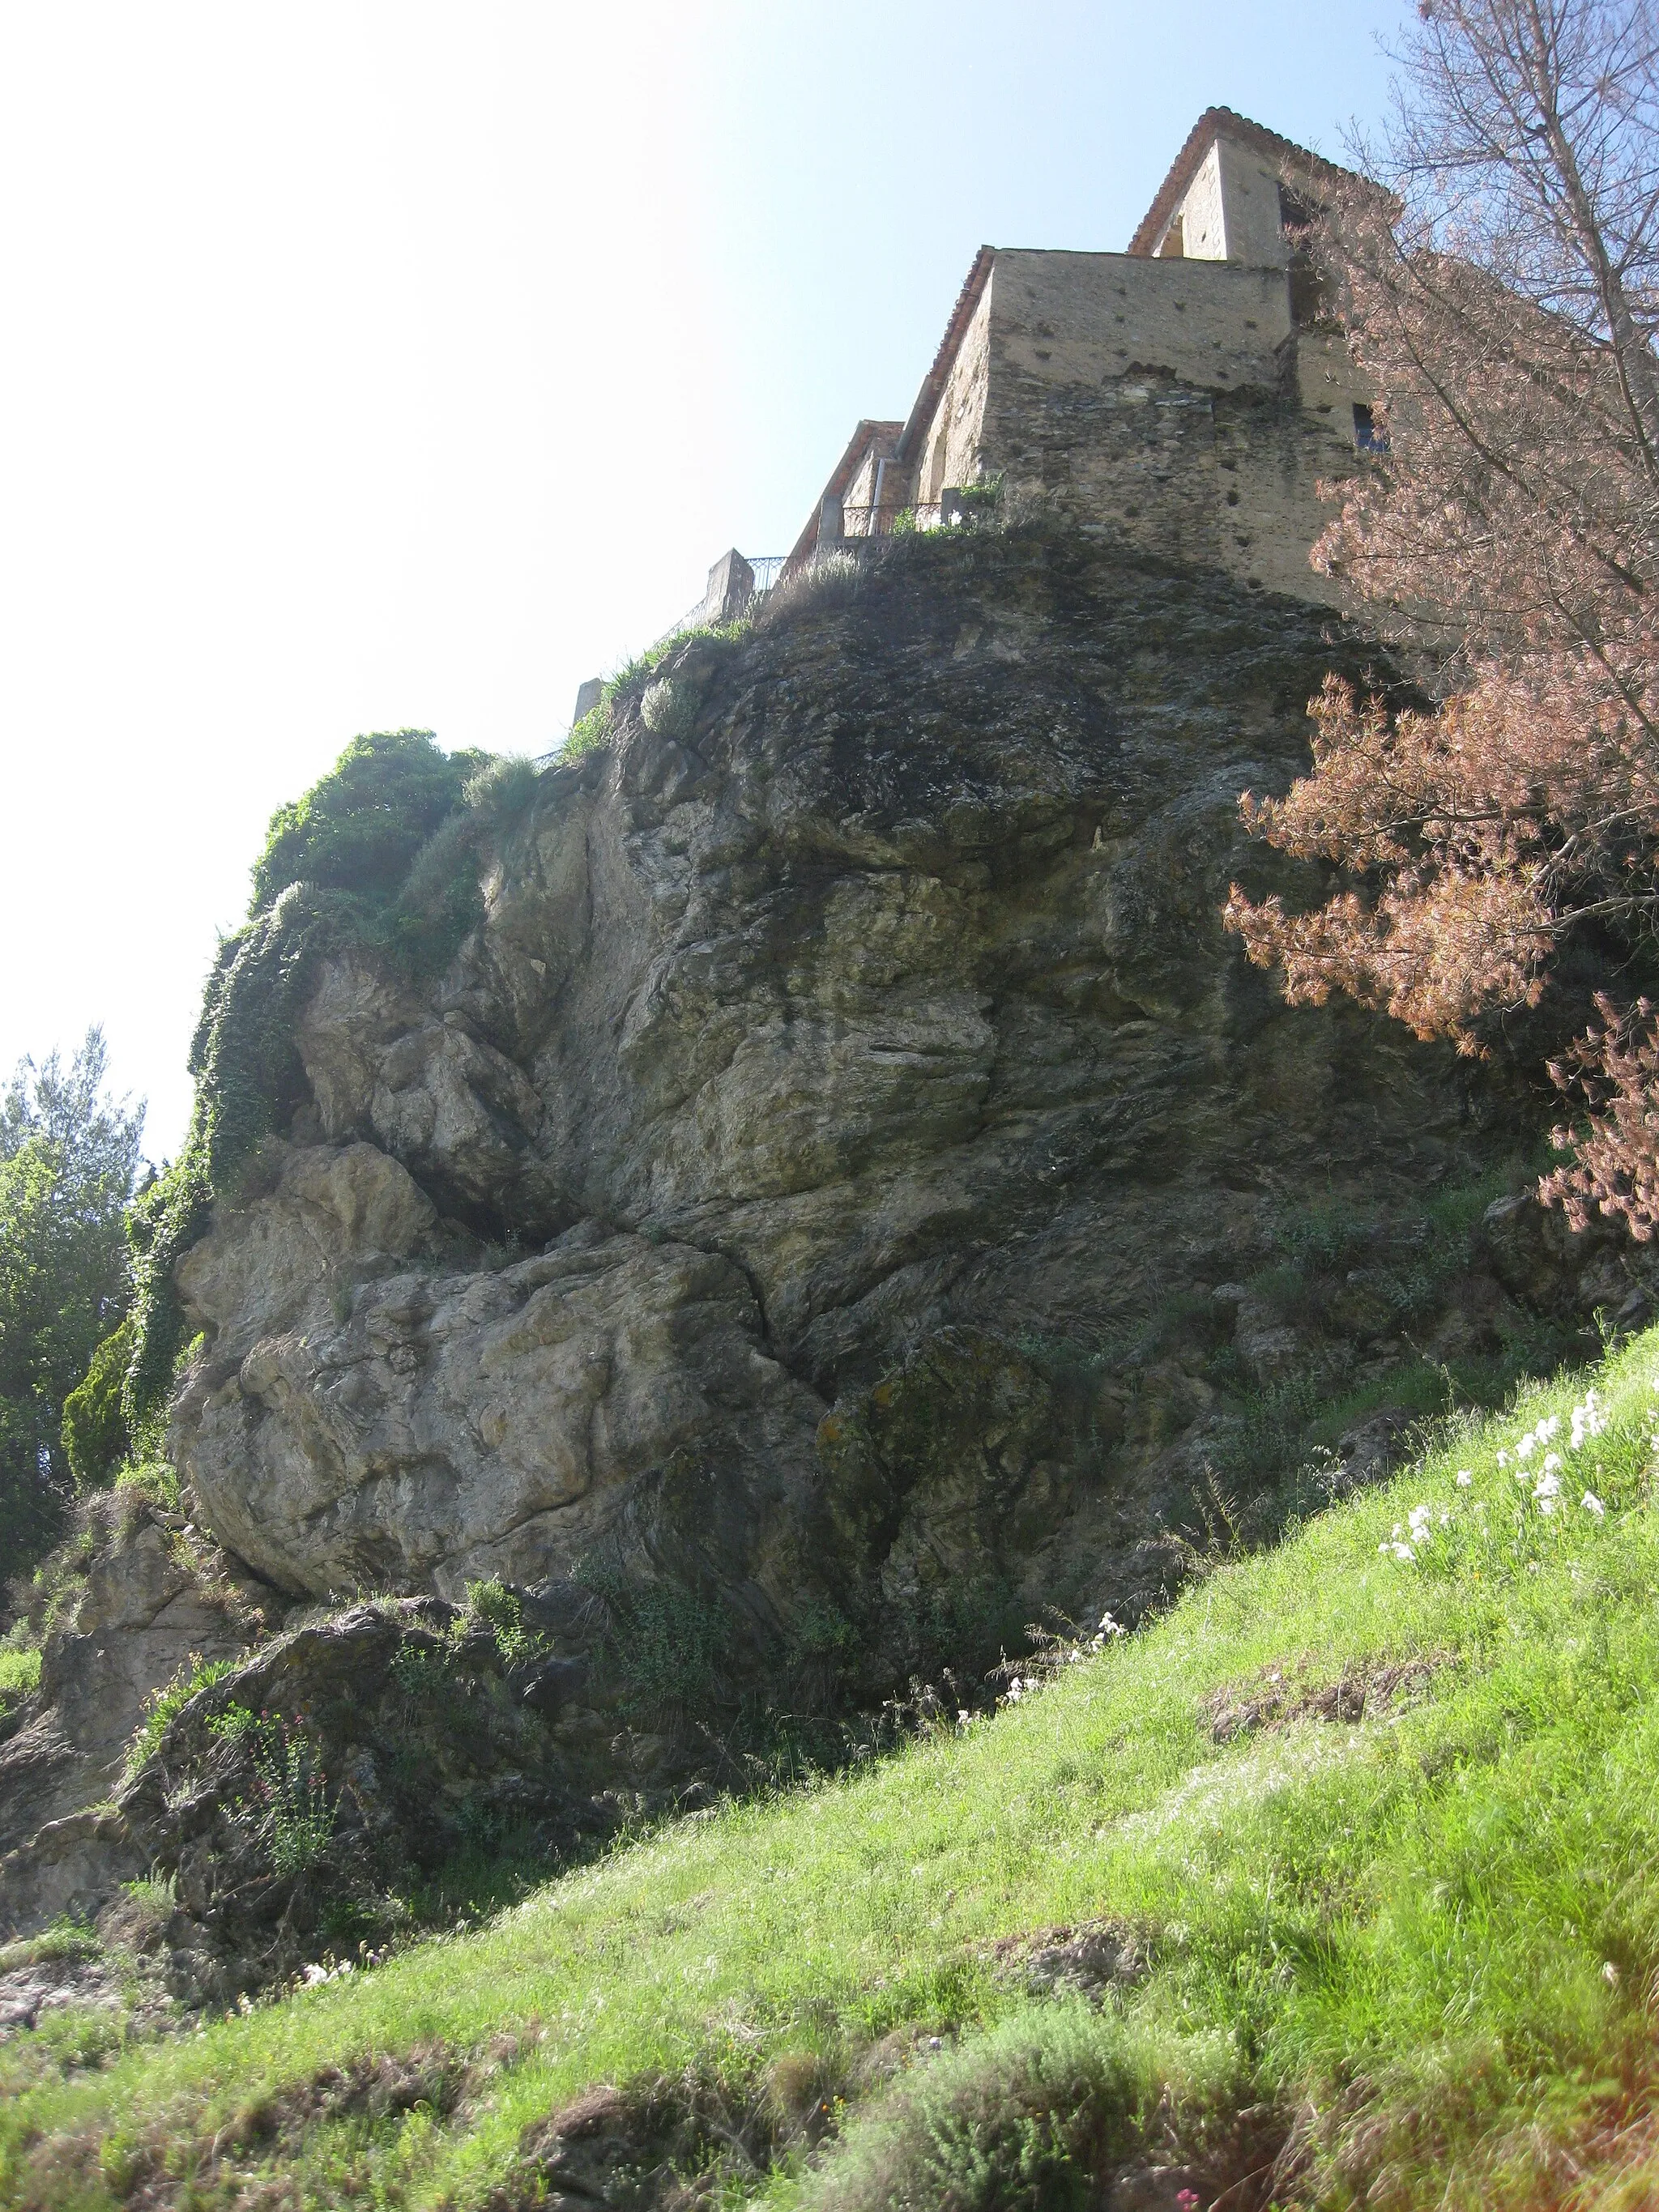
[914,277,995,514]
[899,249,1369,599]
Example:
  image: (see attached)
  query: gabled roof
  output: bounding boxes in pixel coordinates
[783,417,903,573]
[1125,106,1359,257]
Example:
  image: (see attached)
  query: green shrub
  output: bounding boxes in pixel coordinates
[582,1569,735,1715]
[113,1455,180,1512]
[252,730,487,912]
[463,1577,537,1666]
[0,1920,100,1975]
[1271,1196,1379,1272]
[0,1638,41,1717]
[462,754,540,822]
[562,705,612,760]
[756,551,862,629]
[251,1718,336,1879]
[124,1653,239,1777]
[123,1158,214,1426]
[639,676,701,739]
[60,1318,134,1490]
[808,2006,1201,2212]
[952,473,1004,525]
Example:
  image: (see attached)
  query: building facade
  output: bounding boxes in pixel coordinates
[787,109,1375,603]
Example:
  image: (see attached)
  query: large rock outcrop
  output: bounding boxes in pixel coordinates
[168,536,1565,1657]
[16,534,1644,1953]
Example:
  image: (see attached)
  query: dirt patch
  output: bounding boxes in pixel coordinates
[987,1916,1149,2005]
[493,2046,872,2212]
[1204,1653,1453,1746]
[212,2039,464,2157]
[495,2077,751,2212]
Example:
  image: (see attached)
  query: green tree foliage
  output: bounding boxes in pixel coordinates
[0,1030,143,1572]
[251,729,486,911]
[60,1315,136,1490]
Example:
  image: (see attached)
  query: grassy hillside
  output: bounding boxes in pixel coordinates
[8,1331,1659,2209]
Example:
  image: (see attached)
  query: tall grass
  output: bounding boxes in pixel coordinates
[9,1332,1659,2206]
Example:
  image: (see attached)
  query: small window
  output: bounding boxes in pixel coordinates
[1277,184,1317,235]
[1353,403,1389,454]
[1159,217,1185,258]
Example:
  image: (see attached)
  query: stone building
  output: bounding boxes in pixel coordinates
[786,109,1377,603]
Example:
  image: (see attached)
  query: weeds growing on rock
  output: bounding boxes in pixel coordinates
[755,551,862,629]
[124,1652,239,1777]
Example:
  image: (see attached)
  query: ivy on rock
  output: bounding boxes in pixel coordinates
[123,731,539,1428]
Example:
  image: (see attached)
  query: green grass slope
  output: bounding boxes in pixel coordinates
[10,1331,1659,2209]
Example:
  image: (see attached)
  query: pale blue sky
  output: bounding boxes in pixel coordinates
[0,1,1410,1156]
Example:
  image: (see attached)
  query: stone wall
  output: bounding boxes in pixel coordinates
[913,276,995,514]
[899,250,1371,597]
[1151,133,1300,266]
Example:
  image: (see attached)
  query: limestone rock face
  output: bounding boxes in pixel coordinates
[0,1502,267,1933]
[174,1188,825,1604]
[169,540,1555,1664]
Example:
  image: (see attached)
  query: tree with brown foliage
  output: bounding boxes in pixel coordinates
[1225,0,1659,1236]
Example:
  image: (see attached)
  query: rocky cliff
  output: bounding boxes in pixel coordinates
[5,531,1634,1974]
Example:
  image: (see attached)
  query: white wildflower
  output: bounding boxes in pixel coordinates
[1535,1471,1562,1500]
[1527,1560,1541,1573]
[1099,1611,1124,1637]
[1516,1435,1535,1461]
[1542,1452,1563,1476]
[1456,1469,1473,1487]
[1569,1391,1609,1449]
[1582,1491,1606,1519]
[1390,1542,1415,1563]
[1438,1511,1452,1528]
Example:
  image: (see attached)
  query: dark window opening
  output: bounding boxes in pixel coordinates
[1278,182,1329,323]
[1353,402,1389,454]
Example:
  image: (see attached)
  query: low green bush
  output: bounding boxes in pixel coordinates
[808,2007,1224,2212]
[123,1653,239,1778]
[463,1576,538,1667]
[0,1639,41,1718]
[639,676,702,738]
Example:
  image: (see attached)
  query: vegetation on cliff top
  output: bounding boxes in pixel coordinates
[9,1323,1659,2209]
[121,731,538,1430]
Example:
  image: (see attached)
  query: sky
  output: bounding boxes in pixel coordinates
[0,1,1410,1161]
